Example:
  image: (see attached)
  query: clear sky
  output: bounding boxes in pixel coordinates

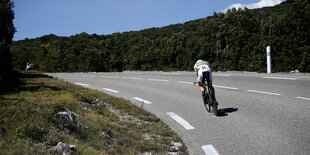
[13,0,283,41]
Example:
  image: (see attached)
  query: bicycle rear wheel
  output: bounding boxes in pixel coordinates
[212,102,218,116]
[208,87,218,116]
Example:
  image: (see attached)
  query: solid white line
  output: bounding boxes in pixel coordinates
[202,145,220,155]
[102,88,119,93]
[133,97,152,104]
[148,79,169,82]
[177,81,193,85]
[263,76,298,80]
[74,83,90,87]
[122,77,143,80]
[296,97,310,101]
[247,90,281,96]
[166,112,194,130]
[213,85,239,90]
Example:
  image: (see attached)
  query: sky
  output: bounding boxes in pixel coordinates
[13,0,284,41]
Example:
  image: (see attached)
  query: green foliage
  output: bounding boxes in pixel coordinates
[11,0,310,72]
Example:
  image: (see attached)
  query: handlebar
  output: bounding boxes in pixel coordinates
[194,81,208,86]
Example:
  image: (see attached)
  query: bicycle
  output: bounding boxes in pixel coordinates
[194,81,218,116]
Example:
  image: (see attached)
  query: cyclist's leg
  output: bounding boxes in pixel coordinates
[206,71,217,102]
[197,71,206,92]
[208,81,216,101]
[197,71,206,100]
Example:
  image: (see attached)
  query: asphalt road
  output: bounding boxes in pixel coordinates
[47,72,310,155]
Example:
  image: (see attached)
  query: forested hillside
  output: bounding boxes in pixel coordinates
[11,0,310,72]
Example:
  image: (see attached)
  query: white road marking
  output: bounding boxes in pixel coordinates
[296,97,310,101]
[202,145,220,155]
[74,83,90,87]
[213,74,231,77]
[148,79,169,82]
[247,90,281,96]
[213,85,239,90]
[133,97,152,104]
[263,76,298,80]
[102,88,119,93]
[122,77,143,80]
[177,81,193,84]
[166,112,194,130]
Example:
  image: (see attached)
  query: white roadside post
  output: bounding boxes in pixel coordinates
[266,46,271,73]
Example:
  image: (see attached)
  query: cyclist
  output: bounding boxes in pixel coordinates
[194,60,216,102]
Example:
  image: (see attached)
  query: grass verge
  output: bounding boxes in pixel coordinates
[0,71,188,154]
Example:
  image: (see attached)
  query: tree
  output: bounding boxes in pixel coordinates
[0,0,15,87]
[9,0,309,73]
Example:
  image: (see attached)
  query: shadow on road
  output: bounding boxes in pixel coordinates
[217,108,238,117]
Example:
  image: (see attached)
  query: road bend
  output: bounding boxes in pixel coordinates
[47,72,310,155]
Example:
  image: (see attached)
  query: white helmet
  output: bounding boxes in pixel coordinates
[196,60,204,63]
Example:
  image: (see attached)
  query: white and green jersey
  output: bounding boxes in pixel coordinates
[194,60,210,75]
[194,60,212,82]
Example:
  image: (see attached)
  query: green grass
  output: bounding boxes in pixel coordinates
[0,71,188,154]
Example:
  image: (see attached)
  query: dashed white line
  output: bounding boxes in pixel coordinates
[74,83,90,87]
[122,77,143,80]
[102,88,119,93]
[296,97,310,101]
[148,79,169,82]
[202,145,220,155]
[213,85,239,90]
[247,90,281,96]
[166,112,194,130]
[177,81,193,84]
[133,97,152,104]
[263,76,298,80]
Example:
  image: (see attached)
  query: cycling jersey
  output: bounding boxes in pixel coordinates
[194,60,212,83]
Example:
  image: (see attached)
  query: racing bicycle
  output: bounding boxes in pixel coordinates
[194,81,218,116]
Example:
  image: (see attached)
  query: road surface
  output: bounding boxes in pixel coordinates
[47,72,310,155]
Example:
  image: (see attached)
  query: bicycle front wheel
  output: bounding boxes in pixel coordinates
[203,94,211,112]
[204,99,211,112]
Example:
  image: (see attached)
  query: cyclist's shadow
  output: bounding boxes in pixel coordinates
[217,107,238,117]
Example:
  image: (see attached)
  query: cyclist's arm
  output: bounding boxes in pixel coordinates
[194,67,198,76]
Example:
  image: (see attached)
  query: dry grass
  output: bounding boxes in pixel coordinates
[0,71,188,154]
